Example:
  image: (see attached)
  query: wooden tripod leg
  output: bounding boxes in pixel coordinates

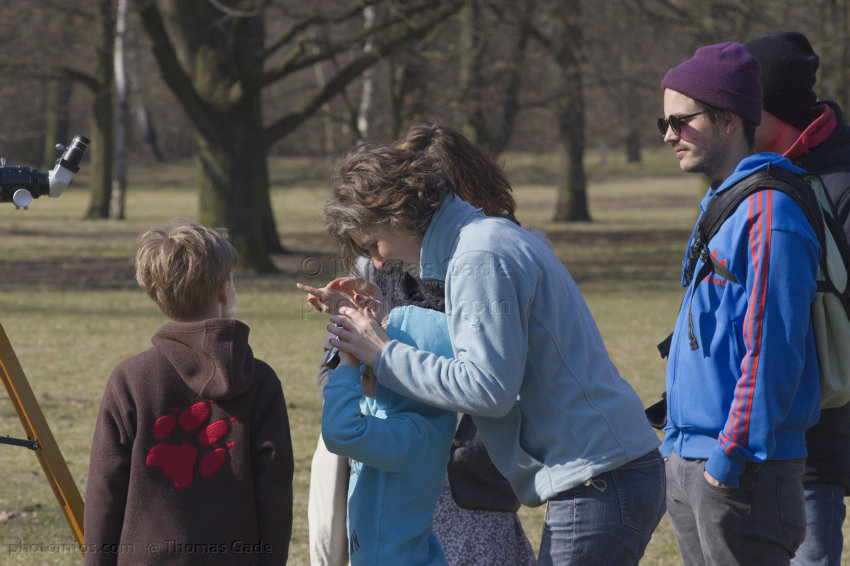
[0,322,85,552]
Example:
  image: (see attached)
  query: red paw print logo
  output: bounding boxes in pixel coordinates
[145,401,237,489]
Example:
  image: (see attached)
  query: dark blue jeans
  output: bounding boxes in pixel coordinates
[790,482,846,566]
[537,450,666,565]
[666,451,806,566]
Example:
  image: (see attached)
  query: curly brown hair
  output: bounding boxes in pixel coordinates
[396,123,518,224]
[323,144,455,270]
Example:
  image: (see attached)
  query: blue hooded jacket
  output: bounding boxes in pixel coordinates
[322,305,456,565]
[661,153,822,486]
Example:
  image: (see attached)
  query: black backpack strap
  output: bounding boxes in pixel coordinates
[657,333,673,358]
[682,164,817,350]
[654,164,845,418]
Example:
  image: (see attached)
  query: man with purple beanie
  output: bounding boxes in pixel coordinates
[658,42,821,564]
[747,30,850,566]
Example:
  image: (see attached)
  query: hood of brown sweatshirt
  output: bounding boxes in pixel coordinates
[151,319,254,400]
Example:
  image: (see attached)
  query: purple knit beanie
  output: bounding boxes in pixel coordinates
[662,42,763,125]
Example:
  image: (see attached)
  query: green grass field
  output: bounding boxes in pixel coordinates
[0,151,847,564]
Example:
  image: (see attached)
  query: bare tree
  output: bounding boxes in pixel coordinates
[816,0,850,109]
[385,46,429,139]
[457,0,532,156]
[131,0,462,272]
[357,5,377,141]
[85,0,116,219]
[42,80,73,170]
[530,0,590,221]
[9,0,847,236]
[111,0,130,219]
[0,1,97,165]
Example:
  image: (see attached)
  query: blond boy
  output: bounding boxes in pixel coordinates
[84,220,293,565]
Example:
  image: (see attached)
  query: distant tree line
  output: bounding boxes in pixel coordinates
[0,0,843,271]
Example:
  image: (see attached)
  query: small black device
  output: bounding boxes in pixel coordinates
[322,346,341,370]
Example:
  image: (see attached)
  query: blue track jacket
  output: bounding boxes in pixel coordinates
[322,306,456,566]
[661,153,822,486]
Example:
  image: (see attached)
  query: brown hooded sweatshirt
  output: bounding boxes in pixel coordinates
[84,319,293,565]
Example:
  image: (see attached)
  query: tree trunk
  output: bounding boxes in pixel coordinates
[357,5,376,141]
[458,1,483,144]
[312,58,335,158]
[111,0,129,220]
[387,57,407,140]
[135,105,163,161]
[551,6,589,222]
[554,93,589,221]
[387,55,427,140]
[126,12,163,162]
[533,0,589,222]
[42,80,72,171]
[196,101,278,273]
[85,0,116,219]
[625,127,641,163]
[458,0,530,157]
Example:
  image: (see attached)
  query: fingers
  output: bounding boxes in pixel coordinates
[298,281,360,314]
[328,310,375,343]
[327,277,359,291]
[353,293,380,312]
[297,282,329,312]
[329,310,363,326]
[335,306,375,322]
[360,281,381,296]
[327,322,343,338]
[327,308,388,368]
[326,320,357,354]
[326,319,348,344]
[296,282,319,294]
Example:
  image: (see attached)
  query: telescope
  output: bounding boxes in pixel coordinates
[0,134,90,209]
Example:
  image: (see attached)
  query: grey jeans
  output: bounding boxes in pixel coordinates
[665,451,807,565]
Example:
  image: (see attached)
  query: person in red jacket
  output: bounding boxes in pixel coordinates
[84,220,293,565]
[747,30,850,566]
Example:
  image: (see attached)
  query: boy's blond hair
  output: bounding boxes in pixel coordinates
[135,220,237,321]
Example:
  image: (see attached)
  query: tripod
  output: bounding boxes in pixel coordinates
[0,321,84,551]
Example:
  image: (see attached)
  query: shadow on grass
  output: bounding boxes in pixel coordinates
[546,227,691,291]
[0,226,692,296]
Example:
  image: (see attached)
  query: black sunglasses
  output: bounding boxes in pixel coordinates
[657,111,705,137]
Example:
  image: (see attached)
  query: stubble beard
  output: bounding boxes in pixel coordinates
[680,129,730,182]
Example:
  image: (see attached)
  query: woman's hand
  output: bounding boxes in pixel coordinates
[328,306,390,367]
[297,280,357,315]
[297,277,385,316]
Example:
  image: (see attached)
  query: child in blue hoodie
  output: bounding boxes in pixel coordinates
[321,305,456,565]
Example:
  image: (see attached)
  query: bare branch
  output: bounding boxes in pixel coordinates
[131,0,218,140]
[260,1,459,85]
[261,0,463,149]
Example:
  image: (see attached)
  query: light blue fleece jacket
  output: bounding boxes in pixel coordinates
[375,195,660,507]
[661,153,822,486]
[322,305,456,566]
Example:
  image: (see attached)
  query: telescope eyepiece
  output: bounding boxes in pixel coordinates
[56,135,91,174]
